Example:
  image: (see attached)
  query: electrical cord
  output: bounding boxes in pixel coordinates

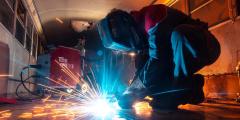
[16,65,45,101]
[16,75,45,100]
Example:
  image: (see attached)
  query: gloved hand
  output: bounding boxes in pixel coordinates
[116,88,148,109]
[116,93,137,109]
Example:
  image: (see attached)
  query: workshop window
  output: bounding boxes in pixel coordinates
[38,43,41,55]
[0,0,14,33]
[17,0,26,24]
[26,14,33,48]
[15,20,25,45]
[38,42,44,55]
[26,14,33,36]
[36,36,41,57]
[15,0,27,46]
[190,0,229,27]
[25,34,32,52]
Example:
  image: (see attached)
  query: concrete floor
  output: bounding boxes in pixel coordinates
[0,99,240,120]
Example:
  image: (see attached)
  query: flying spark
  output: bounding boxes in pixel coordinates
[0,60,154,120]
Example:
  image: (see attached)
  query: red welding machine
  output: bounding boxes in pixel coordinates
[50,46,82,89]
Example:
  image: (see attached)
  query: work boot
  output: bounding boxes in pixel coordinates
[187,74,205,104]
[171,74,205,105]
[148,86,190,110]
[149,94,179,110]
[149,74,205,109]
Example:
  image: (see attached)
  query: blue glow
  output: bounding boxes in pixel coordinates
[97,50,103,56]
[99,50,128,95]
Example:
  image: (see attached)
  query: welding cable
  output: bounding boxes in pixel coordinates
[16,75,45,101]
[20,65,40,96]
[150,88,190,97]
[16,65,44,100]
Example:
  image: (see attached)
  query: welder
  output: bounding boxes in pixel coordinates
[98,4,220,109]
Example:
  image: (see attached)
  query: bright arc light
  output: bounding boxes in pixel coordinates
[128,52,136,57]
[66,88,73,93]
[86,97,120,118]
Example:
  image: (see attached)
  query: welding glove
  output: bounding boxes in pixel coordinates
[117,88,148,109]
[116,78,148,109]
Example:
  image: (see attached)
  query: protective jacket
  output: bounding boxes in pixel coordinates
[131,4,220,91]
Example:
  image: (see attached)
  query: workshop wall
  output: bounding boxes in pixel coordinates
[200,18,240,74]
[0,23,36,97]
[200,18,240,99]
[171,0,240,99]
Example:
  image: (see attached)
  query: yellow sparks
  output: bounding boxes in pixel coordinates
[144,96,153,101]
[133,101,152,117]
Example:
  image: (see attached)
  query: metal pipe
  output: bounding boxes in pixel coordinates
[190,0,214,14]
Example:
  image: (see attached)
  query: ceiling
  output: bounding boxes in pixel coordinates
[33,0,172,47]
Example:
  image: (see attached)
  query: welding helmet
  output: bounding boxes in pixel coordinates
[97,10,146,51]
